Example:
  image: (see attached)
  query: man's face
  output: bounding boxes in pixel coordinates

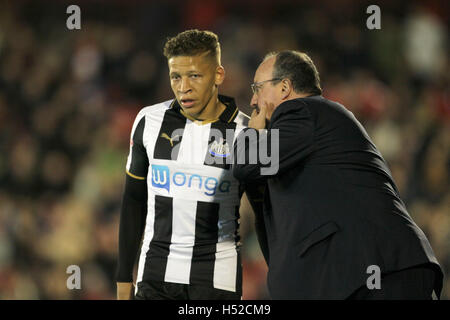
[250,57,283,121]
[168,53,223,118]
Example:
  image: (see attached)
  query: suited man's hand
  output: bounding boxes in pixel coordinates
[249,103,268,129]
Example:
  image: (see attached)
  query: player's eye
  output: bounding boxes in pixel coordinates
[190,74,201,79]
[171,74,180,80]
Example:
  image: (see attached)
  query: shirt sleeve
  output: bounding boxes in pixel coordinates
[232,100,314,183]
[126,112,149,180]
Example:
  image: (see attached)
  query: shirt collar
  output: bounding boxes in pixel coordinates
[169,95,239,124]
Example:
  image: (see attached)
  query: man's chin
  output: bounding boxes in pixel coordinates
[180,106,200,119]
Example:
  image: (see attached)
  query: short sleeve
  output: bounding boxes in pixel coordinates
[126,112,149,180]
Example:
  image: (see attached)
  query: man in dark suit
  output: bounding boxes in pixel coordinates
[233,50,443,299]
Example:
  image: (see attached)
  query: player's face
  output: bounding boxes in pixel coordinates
[168,53,224,119]
[250,57,283,121]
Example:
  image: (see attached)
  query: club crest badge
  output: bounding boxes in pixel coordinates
[209,138,230,158]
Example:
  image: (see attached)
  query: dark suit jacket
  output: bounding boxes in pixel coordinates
[233,95,443,299]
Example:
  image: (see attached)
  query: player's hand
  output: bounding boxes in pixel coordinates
[249,103,268,130]
[117,282,135,300]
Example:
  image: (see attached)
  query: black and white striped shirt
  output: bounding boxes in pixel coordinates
[125,95,248,293]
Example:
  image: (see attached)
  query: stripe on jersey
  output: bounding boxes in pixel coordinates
[143,195,173,282]
[212,204,240,292]
[234,205,242,294]
[214,241,238,292]
[177,121,211,165]
[153,108,186,160]
[203,121,237,170]
[164,199,197,284]
[235,249,242,294]
[234,205,241,244]
[189,201,220,286]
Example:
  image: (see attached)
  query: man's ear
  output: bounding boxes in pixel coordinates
[215,66,225,86]
[281,79,292,99]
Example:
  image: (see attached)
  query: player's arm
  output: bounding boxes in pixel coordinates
[116,112,149,300]
[116,174,147,299]
[117,282,134,300]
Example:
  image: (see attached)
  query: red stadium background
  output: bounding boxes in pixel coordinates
[0,0,448,299]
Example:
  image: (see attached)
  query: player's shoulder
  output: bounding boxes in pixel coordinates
[233,110,250,128]
[135,99,174,119]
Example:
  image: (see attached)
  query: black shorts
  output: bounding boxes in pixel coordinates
[135,280,242,300]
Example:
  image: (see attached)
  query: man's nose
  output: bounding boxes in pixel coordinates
[250,93,258,109]
[179,77,191,93]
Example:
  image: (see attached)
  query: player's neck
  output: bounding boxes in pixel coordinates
[192,94,225,122]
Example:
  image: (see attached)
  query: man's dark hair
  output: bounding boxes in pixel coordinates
[265,50,322,95]
[163,29,221,63]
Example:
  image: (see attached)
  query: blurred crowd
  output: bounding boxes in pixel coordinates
[0,0,448,299]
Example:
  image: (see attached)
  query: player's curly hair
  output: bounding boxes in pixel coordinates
[163,29,221,64]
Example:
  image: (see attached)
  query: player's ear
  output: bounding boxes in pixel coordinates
[215,66,225,86]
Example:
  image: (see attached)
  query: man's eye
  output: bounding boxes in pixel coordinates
[190,74,200,78]
[171,75,180,80]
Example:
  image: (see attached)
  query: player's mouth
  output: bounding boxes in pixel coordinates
[180,99,195,108]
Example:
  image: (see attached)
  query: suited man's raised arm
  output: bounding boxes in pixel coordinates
[233,101,314,182]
